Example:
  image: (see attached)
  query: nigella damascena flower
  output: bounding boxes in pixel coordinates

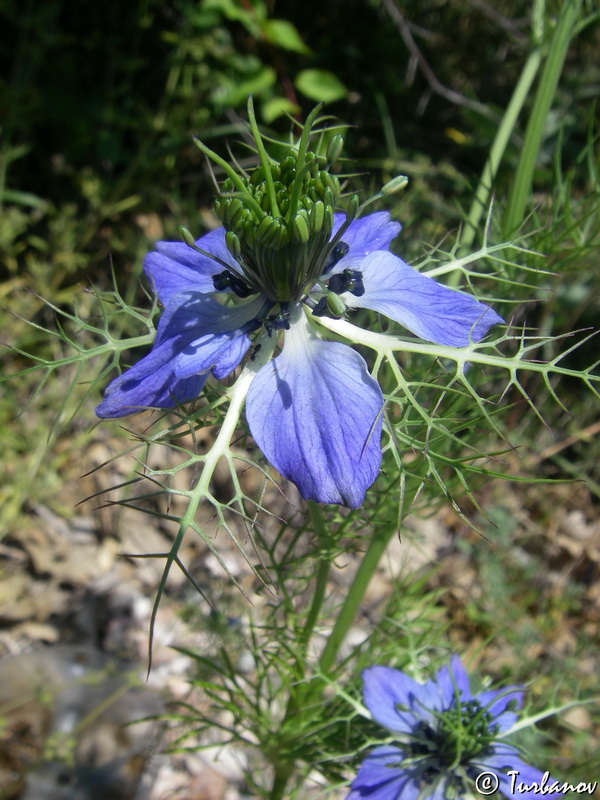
[96,104,502,508]
[347,656,563,800]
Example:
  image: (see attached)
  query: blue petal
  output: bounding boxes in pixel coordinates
[434,655,472,706]
[362,666,431,734]
[346,745,415,800]
[410,676,449,719]
[331,212,401,271]
[345,251,503,346]
[96,293,257,418]
[177,332,252,381]
[95,342,207,418]
[478,686,524,733]
[144,227,238,304]
[245,313,383,508]
[174,296,264,380]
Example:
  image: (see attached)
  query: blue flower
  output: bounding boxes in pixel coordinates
[96,109,502,508]
[96,210,502,507]
[347,656,564,800]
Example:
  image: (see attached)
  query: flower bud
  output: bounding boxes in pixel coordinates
[326,292,346,318]
[324,204,334,232]
[225,198,244,227]
[250,166,265,186]
[323,187,335,210]
[326,134,344,166]
[242,219,256,248]
[225,231,241,260]
[381,175,409,195]
[271,218,288,249]
[255,214,276,245]
[179,226,197,249]
[346,194,360,223]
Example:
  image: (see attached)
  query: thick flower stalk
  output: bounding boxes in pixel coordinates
[347,656,564,800]
[96,101,502,508]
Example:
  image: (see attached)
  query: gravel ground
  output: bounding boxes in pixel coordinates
[1,419,598,799]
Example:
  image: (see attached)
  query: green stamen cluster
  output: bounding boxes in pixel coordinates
[214,147,341,302]
[195,101,347,303]
[216,150,338,245]
[437,700,498,763]
[410,700,498,766]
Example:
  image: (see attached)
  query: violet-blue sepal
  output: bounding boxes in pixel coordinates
[345,746,416,800]
[245,310,383,508]
[144,228,238,304]
[95,293,261,418]
[481,746,562,800]
[344,251,504,347]
[330,212,402,270]
[347,655,563,800]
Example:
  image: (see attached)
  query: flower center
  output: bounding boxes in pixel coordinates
[213,147,341,303]
[406,700,499,770]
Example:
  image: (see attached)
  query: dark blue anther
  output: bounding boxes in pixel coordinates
[327,268,365,297]
[213,270,254,298]
[311,295,344,320]
[350,275,365,296]
[264,303,291,336]
[311,297,329,317]
[322,241,350,274]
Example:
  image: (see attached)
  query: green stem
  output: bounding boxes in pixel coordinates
[501,0,582,238]
[318,522,395,676]
[146,339,277,669]
[298,502,334,653]
[268,517,396,800]
[269,762,296,800]
[267,505,334,800]
[457,45,543,257]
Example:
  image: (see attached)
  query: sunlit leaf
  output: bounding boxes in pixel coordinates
[295,69,348,103]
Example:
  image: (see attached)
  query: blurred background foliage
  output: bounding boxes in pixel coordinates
[2,0,598,288]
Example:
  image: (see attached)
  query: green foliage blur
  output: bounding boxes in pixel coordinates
[2,0,598,288]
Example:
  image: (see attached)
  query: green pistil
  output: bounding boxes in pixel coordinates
[192,100,409,305]
[211,111,342,302]
[409,701,498,768]
[192,137,262,214]
[286,104,323,223]
[247,95,282,219]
